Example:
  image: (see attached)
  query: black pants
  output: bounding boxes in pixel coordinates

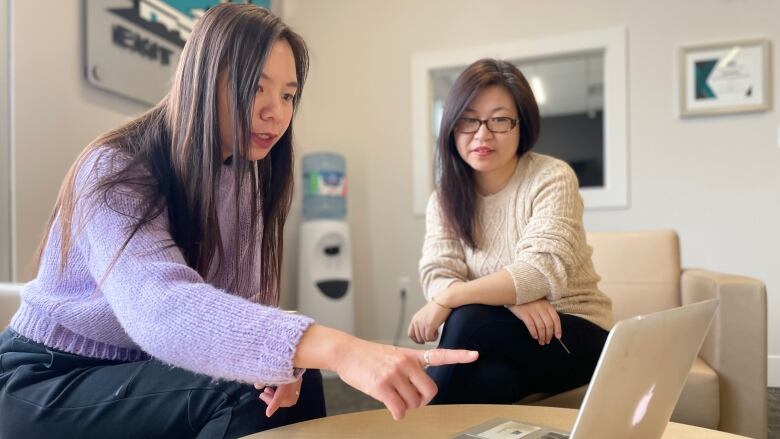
[0,329,326,439]
[429,304,608,404]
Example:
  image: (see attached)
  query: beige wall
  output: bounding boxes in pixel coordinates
[281,0,780,383]
[11,1,147,279]
[8,1,780,383]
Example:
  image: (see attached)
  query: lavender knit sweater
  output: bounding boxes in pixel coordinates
[10,148,313,385]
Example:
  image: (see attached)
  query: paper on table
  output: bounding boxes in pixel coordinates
[473,420,541,439]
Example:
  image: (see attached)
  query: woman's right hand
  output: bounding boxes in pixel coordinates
[506,298,561,345]
[407,300,452,344]
[293,324,478,421]
[333,338,478,420]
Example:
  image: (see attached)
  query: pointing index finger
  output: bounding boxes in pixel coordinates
[423,349,479,367]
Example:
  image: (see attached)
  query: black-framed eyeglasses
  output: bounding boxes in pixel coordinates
[454,117,519,134]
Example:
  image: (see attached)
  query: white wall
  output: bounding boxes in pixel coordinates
[281,0,780,383]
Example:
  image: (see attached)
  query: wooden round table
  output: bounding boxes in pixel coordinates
[246,404,749,438]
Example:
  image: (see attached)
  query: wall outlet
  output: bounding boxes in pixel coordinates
[398,276,410,299]
[777,124,780,149]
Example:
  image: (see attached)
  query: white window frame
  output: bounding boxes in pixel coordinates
[410,27,629,216]
[0,0,13,281]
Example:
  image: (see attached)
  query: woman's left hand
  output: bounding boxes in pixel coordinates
[256,377,302,417]
[506,299,561,345]
[408,300,451,344]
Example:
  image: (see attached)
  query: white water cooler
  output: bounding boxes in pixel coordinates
[297,153,354,334]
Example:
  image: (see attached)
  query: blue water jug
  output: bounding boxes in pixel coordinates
[302,153,347,220]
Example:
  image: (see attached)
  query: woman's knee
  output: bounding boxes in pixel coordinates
[439,304,507,348]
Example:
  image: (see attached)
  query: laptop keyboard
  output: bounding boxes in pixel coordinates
[539,433,570,439]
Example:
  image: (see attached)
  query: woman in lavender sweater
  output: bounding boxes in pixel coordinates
[0,4,476,438]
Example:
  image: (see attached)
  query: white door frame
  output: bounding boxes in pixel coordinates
[0,0,14,281]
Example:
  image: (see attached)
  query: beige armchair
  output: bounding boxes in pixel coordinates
[520,230,767,439]
[0,282,22,330]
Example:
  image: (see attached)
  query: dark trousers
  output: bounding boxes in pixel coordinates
[0,329,326,439]
[429,304,608,404]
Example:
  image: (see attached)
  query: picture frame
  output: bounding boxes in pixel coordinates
[679,39,771,117]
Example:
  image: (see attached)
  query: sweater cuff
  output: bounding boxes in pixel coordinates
[256,312,315,385]
[504,262,550,304]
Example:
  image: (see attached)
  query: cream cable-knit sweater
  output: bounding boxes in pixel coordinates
[419,152,613,331]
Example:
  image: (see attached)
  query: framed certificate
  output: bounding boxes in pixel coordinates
[679,39,771,117]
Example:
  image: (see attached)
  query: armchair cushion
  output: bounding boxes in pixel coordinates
[588,230,681,321]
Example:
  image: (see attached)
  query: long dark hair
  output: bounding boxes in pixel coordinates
[35,4,308,305]
[436,58,540,249]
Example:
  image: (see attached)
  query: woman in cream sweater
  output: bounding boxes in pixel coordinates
[409,58,613,404]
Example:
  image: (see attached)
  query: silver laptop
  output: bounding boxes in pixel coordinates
[453,299,719,439]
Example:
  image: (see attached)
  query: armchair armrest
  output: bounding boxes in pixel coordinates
[681,269,767,439]
[0,283,23,330]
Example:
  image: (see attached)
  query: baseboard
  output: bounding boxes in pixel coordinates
[768,355,780,387]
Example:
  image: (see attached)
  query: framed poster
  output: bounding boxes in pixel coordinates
[679,39,771,117]
[84,0,278,106]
